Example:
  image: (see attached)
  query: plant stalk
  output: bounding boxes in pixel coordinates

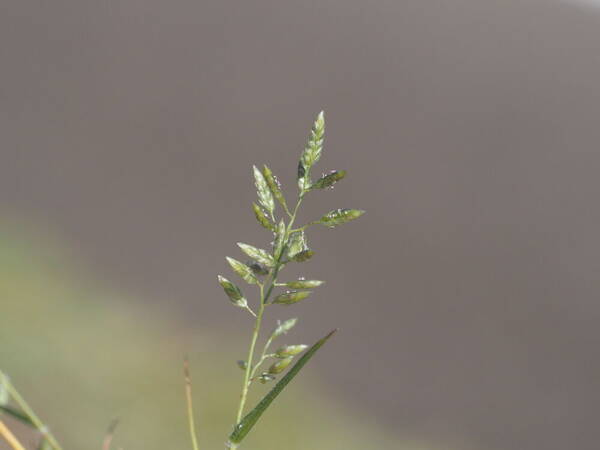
[235,283,267,424]
[230,193,306,450]
[233,195,304,423]
[0,420,26,450]
[0,372,63,450]
[184,358,200,450]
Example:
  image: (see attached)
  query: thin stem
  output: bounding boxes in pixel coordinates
[244,305,257,318]
[235,284,266,424]
[248,353,276,382]
[101,419,119,450]
[249,334,276,380]
[231,192,306,449]
[0,372,63,450]
[0,420,26,450]
[282,201,292,219]
[184,358,200,450]
[289,221,318,233]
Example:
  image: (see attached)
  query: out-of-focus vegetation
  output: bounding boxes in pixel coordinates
[0,224,434,450]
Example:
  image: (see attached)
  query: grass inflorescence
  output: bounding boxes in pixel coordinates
[0,111,365,450]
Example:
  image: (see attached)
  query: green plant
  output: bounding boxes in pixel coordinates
[216,111,365,448]
[0,370,62,450]
[0,111,364,450]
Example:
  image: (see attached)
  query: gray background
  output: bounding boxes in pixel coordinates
[2,0,600,449]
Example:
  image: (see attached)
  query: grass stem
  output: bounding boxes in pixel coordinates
[233,194,305,435]
[235,284,267,424]
[184,358,200,450]
[0,372,63,450]
[0,420,26,450]
[101,419,119,450]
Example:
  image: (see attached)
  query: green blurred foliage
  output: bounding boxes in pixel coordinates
[0,225,432,450]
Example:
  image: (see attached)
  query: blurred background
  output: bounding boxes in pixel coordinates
[2,0,600,449]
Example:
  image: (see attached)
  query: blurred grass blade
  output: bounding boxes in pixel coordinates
[0,419,26,450]
[183,358,200,450]
[228,329,337,445]
[0,405,34,426]
[37,439,52,450]
[0,373,63,450]
[101,418,119,450]
[0,377,8,406]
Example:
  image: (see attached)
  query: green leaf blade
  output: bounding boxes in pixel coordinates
[0,405,34,427]
[228,329,337,444]
[0,376,8,406]
[37,439,53,450]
